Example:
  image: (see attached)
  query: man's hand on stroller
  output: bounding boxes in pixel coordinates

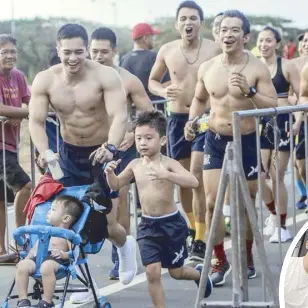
[104,159,122,174]
[89,145,114,166]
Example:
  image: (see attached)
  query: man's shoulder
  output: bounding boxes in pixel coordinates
[160,40,180,51]
[292,56,308,72]
[11,68,26,78]
[119,67,140,86]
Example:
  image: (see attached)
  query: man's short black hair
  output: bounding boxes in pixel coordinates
[48,48,61,67]
[262,26,282,43]
[57,23,88,46]
[91,27,117,48]
[0,34,17,48]
[54,195,84,225]
[176,1,204,21]
[221,10,250,35]
[298,33,305,42]
[135,110,167,137]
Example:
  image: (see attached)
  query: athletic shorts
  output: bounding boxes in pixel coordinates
[260,114,294,152]
[137,210,188,268]
[296,122,306,160]
[0,150,31,201]
[58,142,119,198]
[167,112,206,160]
[203,130,258,180]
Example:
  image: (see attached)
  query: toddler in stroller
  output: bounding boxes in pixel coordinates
[15,195,83,308]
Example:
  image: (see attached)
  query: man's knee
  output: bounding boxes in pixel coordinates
[168,267,183,280]
[17,182,32,194]
[146,263,161,284]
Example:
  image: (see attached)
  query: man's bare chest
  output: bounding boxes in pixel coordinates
[48,82,103,113]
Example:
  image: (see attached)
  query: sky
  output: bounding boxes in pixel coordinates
[0,0,307,29]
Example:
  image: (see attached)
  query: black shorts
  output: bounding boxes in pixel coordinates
[0,150,31,201]
[58,142,119,198]
[203,130,258,180]
[260,114,294,152]
[296,122,306,160]
[137,210,188,268]
[167,112,205,160]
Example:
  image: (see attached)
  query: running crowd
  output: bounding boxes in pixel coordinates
[0,1,308,307]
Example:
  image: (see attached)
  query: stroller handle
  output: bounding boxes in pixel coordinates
[13,226,82,246]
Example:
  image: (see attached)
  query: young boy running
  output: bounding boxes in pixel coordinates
[105,110,212,308]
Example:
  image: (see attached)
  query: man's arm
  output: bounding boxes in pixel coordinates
[129,74,153,112]
[28,71,50,155]
[286,61,302,126]
[249,62,278,108]
[0,103,29,118]
[103,67,128,148]
[148,45,169,98]
[189,62,210,119]
[299,63,308,105]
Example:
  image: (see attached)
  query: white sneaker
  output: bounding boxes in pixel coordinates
[69,276,99,304]
[70,289,94,304]
[118,235,137,285]
[269,227,292,243]
[263,214,277,236]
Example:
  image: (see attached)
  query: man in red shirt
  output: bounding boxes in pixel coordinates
[0,34,32,261]
[283,38,297,59]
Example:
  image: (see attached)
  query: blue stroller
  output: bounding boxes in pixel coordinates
[0,185,112,308]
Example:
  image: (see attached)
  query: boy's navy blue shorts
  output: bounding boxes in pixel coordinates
[137,210,188,268]
[167,112,205,160]
[58,141,119,198]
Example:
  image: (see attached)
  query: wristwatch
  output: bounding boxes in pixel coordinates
[104,143,118,155]
[243,86,257,98]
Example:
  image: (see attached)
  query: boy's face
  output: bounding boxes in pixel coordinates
[47,200,71,226]
[135,125,166,157]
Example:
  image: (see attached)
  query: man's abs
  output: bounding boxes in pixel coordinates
[168,75,197,113]
[60,118,109,147]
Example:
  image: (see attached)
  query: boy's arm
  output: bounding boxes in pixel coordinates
[166,159,199,188]
[105,160,136,190]
[146,157,198,188]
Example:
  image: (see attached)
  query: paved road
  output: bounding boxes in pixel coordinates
[0,173,307,308]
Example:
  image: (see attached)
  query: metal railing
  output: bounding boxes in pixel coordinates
[195,104,308,308]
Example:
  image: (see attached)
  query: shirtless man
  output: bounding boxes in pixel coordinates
[89,26,153,280]
[211,12,224,43]
[28,24,137,292]
[297,57,308,202]
[149,0,221,261]
[292,32,308,205]
[184,10,277,286]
